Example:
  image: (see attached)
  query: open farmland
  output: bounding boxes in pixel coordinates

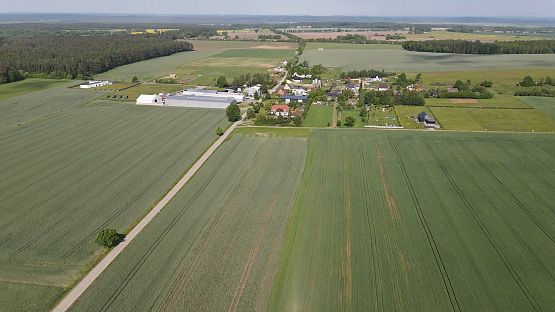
[301,105,333,127]
[429,106,555,132]
[270,129,555,312]
[404,30,551,42]
[176,48,294,86]
[0,78,69,100]
[213,29,287,40]
[519,96,555,118]
[96,51,219,82]
[301,43,555,72]
[69,134,307,312]
[0,87,229,311]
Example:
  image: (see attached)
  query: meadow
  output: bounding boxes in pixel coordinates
[0,79,70,100]
[301,43,555,72]
[303,105,333,127]
[69,135,307,312]
[270,129,555,312]
[0,87,229,311]
[429,106,555,132]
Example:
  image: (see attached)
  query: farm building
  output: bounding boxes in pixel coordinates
[270,104,290,117]
[246,86,261,97]
[80,80,112,89]
[136,94,163,106]
[281,95,308,104]
[182,88,245,103]
[378,84,390,91]
[165,95,235,109]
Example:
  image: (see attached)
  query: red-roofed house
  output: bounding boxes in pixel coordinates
[270,105,290,118]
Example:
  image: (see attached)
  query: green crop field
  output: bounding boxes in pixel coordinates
[404,30,550,42]
[0,79,70,100]
[429,106,555,132]
[96,51,219,82]
[301,43,555,72]
[0,84,105,133]
[303,105,333,127]
[519,97,555,118]
[270,129,555,312]
[0,88,229,311]
[69,135,307,312]
[424,95,531,109]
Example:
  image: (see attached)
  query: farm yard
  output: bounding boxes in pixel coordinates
[270,129,555,312]
[301,43,555,72]
[69,135,307,312]
[0,85,229,311]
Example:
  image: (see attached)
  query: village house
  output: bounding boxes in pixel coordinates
[345,83,359,93]
[291,87,308,96]
[281,95,308,104]
[246,85,261,97]
[270,104,290,118]
[368,76,383,82]
[407,84,424,92]
[378,84,390,92]
[447,87,459,93]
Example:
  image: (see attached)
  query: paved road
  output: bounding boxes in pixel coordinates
[52,116,243,312]
[269,71,288,95]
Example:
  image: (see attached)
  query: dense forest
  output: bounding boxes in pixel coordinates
[0,35,193,79]
[402,39,555,54]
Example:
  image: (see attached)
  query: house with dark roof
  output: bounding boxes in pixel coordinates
[281,95,308,104]
[418,112,436,124]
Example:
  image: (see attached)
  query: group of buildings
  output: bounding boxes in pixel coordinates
[79,80,112,89]
[136,87,245,109]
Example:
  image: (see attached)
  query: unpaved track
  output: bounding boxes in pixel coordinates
[52,116,243,312]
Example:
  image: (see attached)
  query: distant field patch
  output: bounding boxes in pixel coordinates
[190,40,297,51]
[404,30,550,42]
[430,106,555,132]
[519,96,555,118]
[302,43,555,72]
[450,98,478,104]
[0,79,69,100]
[213,48,295,59]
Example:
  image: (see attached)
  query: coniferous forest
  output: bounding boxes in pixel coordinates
[0,35,193,80]
[402,39,555,54]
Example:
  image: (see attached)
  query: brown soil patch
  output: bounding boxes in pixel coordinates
[449,99,478,104]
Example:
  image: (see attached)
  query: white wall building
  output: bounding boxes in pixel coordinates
[80,80,112,89]
[182,88,245,103]
[136,94,163,105]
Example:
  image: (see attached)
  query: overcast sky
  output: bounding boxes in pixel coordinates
[1,0,554,17]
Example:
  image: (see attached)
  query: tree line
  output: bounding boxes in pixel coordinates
[0,35,193,79]
[402,40,555,54]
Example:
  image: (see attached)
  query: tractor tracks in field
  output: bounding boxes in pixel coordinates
[388,137,461,312]
[357,138,383,311]
[423,138,542,312]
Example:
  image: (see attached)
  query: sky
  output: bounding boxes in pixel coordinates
[1,0,554,17]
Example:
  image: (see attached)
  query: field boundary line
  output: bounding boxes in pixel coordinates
[51,116,244,312]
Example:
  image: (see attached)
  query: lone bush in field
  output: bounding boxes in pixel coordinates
[226,104,241,122]
[216,127,224,136]
[95,229,125,248]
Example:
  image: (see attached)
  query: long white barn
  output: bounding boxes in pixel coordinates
[136,94,234,109]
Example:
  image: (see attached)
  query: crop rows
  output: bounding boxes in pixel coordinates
[69,135,307,312]
[270,129,555,311]
[0,97,229,311]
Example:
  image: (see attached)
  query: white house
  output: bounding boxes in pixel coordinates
[136,94,163,105]
[369,76,383,82]
[246,85,261,97]
[292,72,312,80]
[292,88,308,96]
[273,66,286,73]
[80,80,112,89]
